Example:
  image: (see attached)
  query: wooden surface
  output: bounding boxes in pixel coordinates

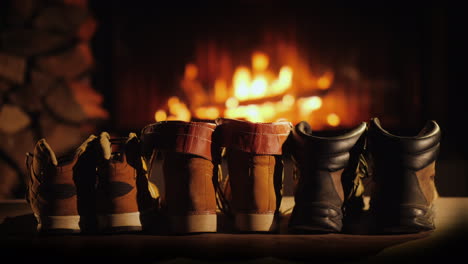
[0,197,467,263]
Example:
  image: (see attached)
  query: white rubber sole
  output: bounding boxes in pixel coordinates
[169,214,217,233]
[235,213,275,232]
[98,211,142,232]
[35,214,81,233]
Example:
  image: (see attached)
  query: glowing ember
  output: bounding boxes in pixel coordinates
[327,113,341,127]
[252,52,269,71]
[154,110,167,121]
[317,72,334,90]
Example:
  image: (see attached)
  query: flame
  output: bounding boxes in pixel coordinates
[282,94,295,107]
[154,110,167,121]
[317,72,334,90]
[327,113,340,127]
[233,67,251,101]
[252,52,269,71]
[156,50,343,129]
[195,106,219,120]
[166,96,191,121]
[225,97,239,109]
[298,96,322,116]
[250,75,268,98]
[214,79,228,103]
[184,64,198,81]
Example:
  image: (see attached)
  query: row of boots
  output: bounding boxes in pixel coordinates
[26,117,441,235]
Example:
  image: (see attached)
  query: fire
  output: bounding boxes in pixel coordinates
[154,50,342,129]
[252,52,269,71]
[327,113,341,127]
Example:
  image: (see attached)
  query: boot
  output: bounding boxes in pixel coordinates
[96,132,158,233]
[26,135,97,233]
[367,117,441,233]
[288,121,367,233]
[215,118,292,232]
[141,121,218,233]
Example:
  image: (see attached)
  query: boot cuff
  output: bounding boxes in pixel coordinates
[215,118,292,155]
[141,121,216,160]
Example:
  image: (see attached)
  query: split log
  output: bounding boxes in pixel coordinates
[77,17,97,41]
[44,81,88,123]
[36,43,93,79]
[0,29,72,57]
[0,104,31,134]
[34,6,89,33]
[0,53,26,84]
[5,0,38,26]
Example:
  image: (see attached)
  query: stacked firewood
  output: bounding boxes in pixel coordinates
[0,0,108,198]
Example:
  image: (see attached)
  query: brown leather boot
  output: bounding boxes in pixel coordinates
[26,135,97,233]
[287,121,367,233]
[368,117,441,233]
[96,132,158,233]
[215,118,292,232]
[141,121,218,233]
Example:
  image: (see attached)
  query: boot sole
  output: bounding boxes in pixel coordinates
[98,212,142,233]
[169,214,217,234]
[35,214,81,233]
[235,213,275,232]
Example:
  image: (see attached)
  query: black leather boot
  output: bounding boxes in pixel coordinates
[368,117,441,233]
[288,121,367,233]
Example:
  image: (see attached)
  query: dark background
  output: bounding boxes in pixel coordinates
[86,1,466,196]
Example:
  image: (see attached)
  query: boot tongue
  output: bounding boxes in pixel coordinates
[34,139,58,166]
[99,132,112,160]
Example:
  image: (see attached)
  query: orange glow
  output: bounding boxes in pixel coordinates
[214,79,228,102]
[233,67,251,100]
[260,103,275,120]
[299,96,322,116]
[184,64,198,81]
[252,52,269,71]
[225,97,239,109]
[195,107,219,120]
[154,110,167,121]
[167,96,180,107]
[282,94,295,107]
[250,75,268,98]
[167,96,191,121]
[317,72,334,90]
[327,113,340,127]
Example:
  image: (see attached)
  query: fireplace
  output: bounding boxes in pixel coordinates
[104,2,433,133]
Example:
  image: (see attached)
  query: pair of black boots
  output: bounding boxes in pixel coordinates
[288,117,441,234]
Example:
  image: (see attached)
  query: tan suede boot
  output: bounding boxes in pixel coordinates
[215,118,292,232]
[96,132,158,233]
[141,121,217,233]
[26,135,97,233]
